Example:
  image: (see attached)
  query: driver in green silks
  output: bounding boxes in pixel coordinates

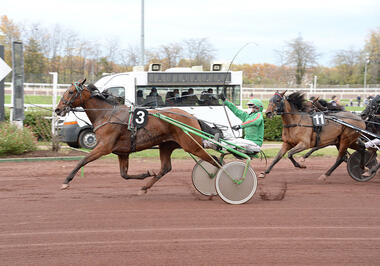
[220,94,264,153]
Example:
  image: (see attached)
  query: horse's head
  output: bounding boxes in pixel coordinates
[361,95,380,120]
[266,90,286,118]
[55,79,88,116]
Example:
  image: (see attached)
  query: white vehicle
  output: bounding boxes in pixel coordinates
[57,63,244,149]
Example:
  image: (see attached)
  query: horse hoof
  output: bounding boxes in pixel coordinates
[299,163,307,169]
[300,157,306,163]
[258,172,266,179]
[137,189,147,196]
[318,174,327,182]
[61,184,69,190]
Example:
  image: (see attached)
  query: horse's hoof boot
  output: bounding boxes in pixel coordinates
[318,174,327,182]
[258,173,266,179]
[137,189,147,195]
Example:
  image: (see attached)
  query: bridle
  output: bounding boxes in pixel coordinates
[268,92,285,115]
[362,98,379,120]
[61,82,86,112]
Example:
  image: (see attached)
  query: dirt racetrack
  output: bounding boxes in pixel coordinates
[1,157,380,265]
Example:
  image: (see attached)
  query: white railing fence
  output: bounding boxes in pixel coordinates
[4,82,380,100]
[4,82,70,96]
[243,87,380,100]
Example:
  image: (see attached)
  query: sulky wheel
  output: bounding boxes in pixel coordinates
[192,160,219,196]
[215,161,257,205]
[347,150,377,182]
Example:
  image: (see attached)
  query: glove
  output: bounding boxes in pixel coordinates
[219,94,226,101]
[232,125,241,131]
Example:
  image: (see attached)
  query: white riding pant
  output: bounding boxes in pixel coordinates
[365,138,380,149]
[203,137,261,153]
[224,138,261,153]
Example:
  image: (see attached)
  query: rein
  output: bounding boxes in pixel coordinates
[92,105,130,132]
[62,82,85,108]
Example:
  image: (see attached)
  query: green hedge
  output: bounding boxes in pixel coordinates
[264,116,282,141]
[23,110,52,141]
[0,122,37,155]
[3,109,52,141]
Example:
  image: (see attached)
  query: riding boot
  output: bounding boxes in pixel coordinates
[202,139,218,150]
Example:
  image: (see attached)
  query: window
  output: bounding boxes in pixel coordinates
[135,85,240,107]
[104,87,125,104]
[104,87,125,98]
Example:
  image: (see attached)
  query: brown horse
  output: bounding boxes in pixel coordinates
[55,79,217,192]
[260,91,366,181]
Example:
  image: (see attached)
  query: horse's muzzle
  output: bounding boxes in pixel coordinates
[265,112,273,119]
[55,107,68,116]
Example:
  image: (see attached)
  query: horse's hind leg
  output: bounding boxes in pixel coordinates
[300,144,335,162]
[318,148,347,181]
[300,147,319,162]
[118,154,153,180]
[349,140,366,169]
[140,141,179,193]
[318,142,354,181]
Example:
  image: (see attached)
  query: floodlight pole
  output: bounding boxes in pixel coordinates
[140,0,145,66]
[50,72,58,135]
[0,45,5,121]
[364,56,370,97]
[364,57,369,88]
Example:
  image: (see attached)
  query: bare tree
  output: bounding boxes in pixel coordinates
[364,28,380,83]
[332,48,360,84]
[159,42,183,69]
[120,45,140,67]
[104,37,120,63]
[46,24,64,73]
[62,29,79,81]
[277,35,319,85]
[183,38,215,68]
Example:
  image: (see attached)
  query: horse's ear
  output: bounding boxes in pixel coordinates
[80,78,86,85]
[280,90,287,97]
[87,83,97,91]
[313,96,319,103]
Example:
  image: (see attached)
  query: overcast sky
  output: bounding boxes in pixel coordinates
[2,0,379,66]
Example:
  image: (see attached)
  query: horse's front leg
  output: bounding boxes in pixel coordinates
[61,144,112,189]
[287,142,309,168]
[258,142,292,178]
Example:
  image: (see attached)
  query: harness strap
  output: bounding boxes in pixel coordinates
[283,123,321,147]
[283,124,314,128]
[130,127,137,152]
[93,121,127,132]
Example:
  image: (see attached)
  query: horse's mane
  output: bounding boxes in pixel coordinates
[286,91,307,111]
[87,83,124,105]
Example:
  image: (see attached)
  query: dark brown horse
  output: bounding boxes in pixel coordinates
[260,91,366,181]
[361,95,380,136]
[55,79,217,192]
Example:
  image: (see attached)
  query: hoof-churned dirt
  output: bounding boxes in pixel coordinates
[1,157,379,265]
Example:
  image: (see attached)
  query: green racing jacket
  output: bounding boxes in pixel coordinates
[224,99,264,146]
